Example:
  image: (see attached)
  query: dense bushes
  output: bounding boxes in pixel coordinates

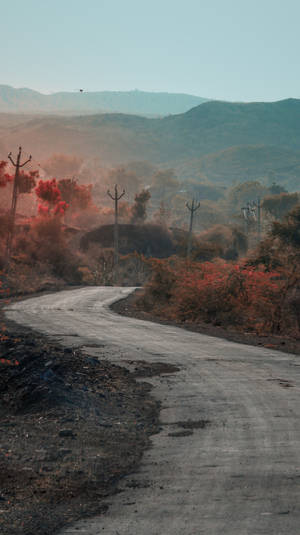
[140,258,299,337]
[140,204,300,337]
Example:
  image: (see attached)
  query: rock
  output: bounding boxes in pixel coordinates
[58,448,72,457]
[41,369,56,382]
[59,429,75,438]
[42,465,54,472]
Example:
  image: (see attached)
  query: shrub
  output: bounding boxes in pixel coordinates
[140,258,298,336]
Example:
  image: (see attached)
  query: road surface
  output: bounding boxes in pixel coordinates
[6,287,300,534]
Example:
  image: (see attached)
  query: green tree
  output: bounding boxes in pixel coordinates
[227,181,268,209]
[271,205,300,247]
[130,189,151,224]
[268,182,288,195]
[262,192,299,220]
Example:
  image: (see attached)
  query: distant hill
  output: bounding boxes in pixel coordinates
[172,145,300,190]
[1,98,300,191]
[155,98,300,160]
[0,85,208,116]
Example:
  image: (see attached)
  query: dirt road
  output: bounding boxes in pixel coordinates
[6,287,300,535]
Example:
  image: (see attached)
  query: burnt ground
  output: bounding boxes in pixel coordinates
[111,289,300,356]
[0,313,160,535]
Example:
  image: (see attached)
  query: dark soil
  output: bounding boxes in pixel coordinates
[111,289,300,356]
[0,315,160,535]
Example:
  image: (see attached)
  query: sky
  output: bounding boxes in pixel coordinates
[1,0,300,102]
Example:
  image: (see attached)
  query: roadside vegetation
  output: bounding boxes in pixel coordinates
[139,206,300,339]
[0,151,299,339]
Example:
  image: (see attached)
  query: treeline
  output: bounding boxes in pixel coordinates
[31,153,300,232]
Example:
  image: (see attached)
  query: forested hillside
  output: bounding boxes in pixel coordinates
[1,98,300,190]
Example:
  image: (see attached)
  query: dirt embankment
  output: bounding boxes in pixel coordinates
[111,289,300,356]
[0,317,160,535]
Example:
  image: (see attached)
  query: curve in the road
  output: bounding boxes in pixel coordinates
[6,287,300,535]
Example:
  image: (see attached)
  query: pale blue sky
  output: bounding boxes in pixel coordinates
[1,0,300,101]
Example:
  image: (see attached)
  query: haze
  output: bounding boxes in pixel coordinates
[2,0,300,102]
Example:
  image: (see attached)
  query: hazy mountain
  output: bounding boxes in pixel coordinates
[1,98,300,190]
[0,85,208,116]
[172,145,300,190]
[155,98,300,160]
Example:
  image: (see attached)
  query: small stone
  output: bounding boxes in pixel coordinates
[58,448,72,457]
[59,429,75,438]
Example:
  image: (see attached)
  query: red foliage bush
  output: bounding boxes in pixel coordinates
[142,258,297,336]
[13,216,81,284]
[58,178,93,210]
[35,179,61,205]
[53,201,69,216]
[37,204,49,216]
[35,179,69,217]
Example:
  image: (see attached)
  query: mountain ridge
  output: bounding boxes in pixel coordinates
[0,85,208,116]
[1,97,300,191]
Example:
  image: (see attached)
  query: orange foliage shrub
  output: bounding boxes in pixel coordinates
[58,178,93,210]
[141,258,297,336]
[13,216,81,284]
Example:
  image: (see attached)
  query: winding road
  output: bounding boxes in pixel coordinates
[6,287,300,534]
